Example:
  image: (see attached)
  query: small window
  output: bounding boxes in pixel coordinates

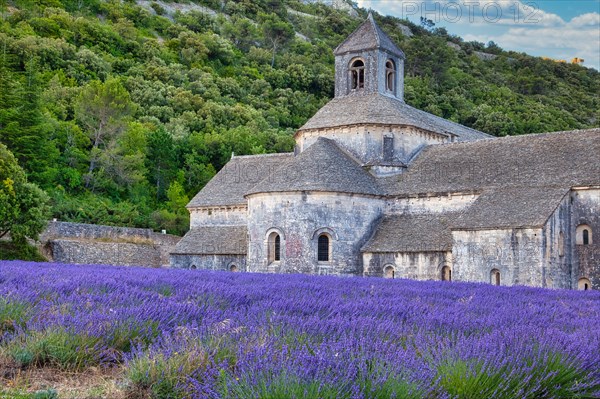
[385,59,396,93]
[229,264,238,272]
[350,59,365,90]
[441,266,451,281]
[190,265,197,270]
[576,224,593,245]
[383,265,395,279]
[317,234,330,262]
[268,232,281,263]
[491,269,500,286]
[578,278,591,291]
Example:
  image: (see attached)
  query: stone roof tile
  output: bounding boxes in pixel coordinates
[334,13,405,58]
[362,213,457,253]
[187,153,293,208]
[298,93,491,141]
[384,128,600,196]
[245,137,383,197]
[452,186,569,230]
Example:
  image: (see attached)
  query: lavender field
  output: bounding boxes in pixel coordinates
[0,261,599,399]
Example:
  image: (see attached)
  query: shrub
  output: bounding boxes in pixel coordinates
[7,329,104,371]
[0,298,30,335]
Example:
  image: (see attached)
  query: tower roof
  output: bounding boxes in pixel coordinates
[334,13,405,58]
[245,137,383,197]
[296,93,490,141]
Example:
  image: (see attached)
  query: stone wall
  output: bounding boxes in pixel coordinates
[170,254,246,271]
[296,124,446,170]
[386,192,478,214]
[363,251,451,280]
[246,191,384,276]
[452,228,544,286]
[334,48,404,100]
[571,188,600,289]
[40,221,180,267]
[541,194,572,289]
[189,206,248,227]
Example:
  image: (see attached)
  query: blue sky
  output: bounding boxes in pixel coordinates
[356,0,600,70]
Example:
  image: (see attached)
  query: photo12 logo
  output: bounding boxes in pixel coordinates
[399,1,541,24]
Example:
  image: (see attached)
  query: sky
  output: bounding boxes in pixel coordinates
[355,0,600,70]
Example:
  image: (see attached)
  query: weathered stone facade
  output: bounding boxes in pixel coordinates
[246,192,383,275]
[171,14,600,290]
[41,221,180,267]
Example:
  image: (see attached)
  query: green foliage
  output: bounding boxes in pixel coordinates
[33,390,58,399]
[221,375,346,399]
[0,144,50,245]
[0,297,31,335]
[436,353,598,399]
[0,390,42,399]
[6,329,104,370]
[0,241,46,261]
[0,0,596,234]
[126,343,210,399]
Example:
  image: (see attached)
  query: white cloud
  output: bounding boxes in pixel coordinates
[569,12,600,27]
[357,0,600,69]
[357,0,567,27]
[467,12,600,68]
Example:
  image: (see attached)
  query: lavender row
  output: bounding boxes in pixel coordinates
[1,261,598,398]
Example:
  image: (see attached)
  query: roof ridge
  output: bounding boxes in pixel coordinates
[333,14,405,57]
[233,152,294,159]
[367,13,380,48]
[430,127,600,148]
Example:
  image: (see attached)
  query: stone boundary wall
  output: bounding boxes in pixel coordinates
[40,221,180,267]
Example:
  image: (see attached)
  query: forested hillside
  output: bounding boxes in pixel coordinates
[0,0,598,234]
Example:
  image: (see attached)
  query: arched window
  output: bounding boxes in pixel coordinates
[576,224,593,245]
[268,232,281,263]
[385,59,395,93]
[578,278,591,291]
[190,264,197,270]
[490,269,500,286]
[441,266,452,281]
[350,59,365,90]
[317,234,330,262]
[229,264,238,272]
[383,265,395,279]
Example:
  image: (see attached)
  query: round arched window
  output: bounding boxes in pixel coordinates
[317,234,331,262]
[578,278,591,291]
[349,59,365,90]
[383,265,395,279]
[576,224,593,245]
[267,232,281,263]
[385,59,396,93]
[490,269,501,286]
[441,266,452,281]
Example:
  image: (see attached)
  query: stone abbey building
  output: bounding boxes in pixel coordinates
[171,15,600,290]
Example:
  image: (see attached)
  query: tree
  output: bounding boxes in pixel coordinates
[0,143,50,245]
[259,13,294,67]
[146,128,177,202]
[75,77,134,189]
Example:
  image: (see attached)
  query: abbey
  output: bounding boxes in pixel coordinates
[170,15,600,290]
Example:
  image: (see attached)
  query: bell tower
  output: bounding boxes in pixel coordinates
[333,13,405,101]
